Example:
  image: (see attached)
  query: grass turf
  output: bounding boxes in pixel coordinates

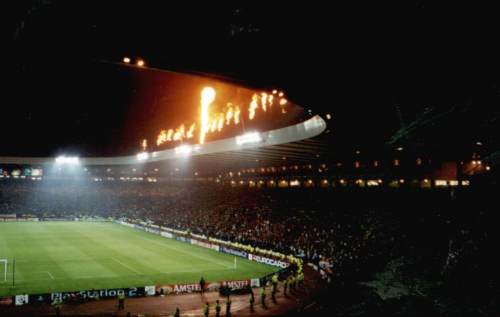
[0,222,277,296]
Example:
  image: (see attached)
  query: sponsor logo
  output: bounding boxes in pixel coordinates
[221,280,250,290]
[174,283,200,293]
[51,287,141,302]
[15,295,28,306]
[118,221,135,228]
[210,244,220,252]
[251,278,261,288]
[146,228,160,234]
[175,236,188,243]
[145,286,156,296]
[248,254,289,268]
[191,239,213,249]
[156,282,220,294]
[220,246,248,258]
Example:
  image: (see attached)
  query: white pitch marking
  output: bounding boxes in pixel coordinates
[46,271,55,280]
[159,267,235,275]
[138,236,234,269]
[111,257,142,275]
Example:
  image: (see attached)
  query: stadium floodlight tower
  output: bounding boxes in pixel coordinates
[0,259,6,282]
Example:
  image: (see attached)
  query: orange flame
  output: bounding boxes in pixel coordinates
[155,88,287,147]
[261,93,268,112]
[225,103,234,125]
[234,105,241,124]
[217,113,224,132]
[249,94,259,120]
[187,123,195,138]
[200,87,215,144]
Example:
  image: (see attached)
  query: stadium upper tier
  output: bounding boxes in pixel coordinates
[0,115,326,166]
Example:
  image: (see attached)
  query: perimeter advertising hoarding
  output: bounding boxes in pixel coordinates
[160,231,173,239]
[190,239,220,252]
[21,287,147,305]
[220,246,248,258]
[156,282,220,295]
[0,296,13,306]
[248,254,289,268]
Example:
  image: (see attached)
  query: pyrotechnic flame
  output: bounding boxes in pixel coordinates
[200,87,215,144]
[157,130,167,146]
[210,120,217,133]
[249,94,259,120]
[217,113,224,132]
[225,103,234,125]
[167,129,173,141]
[173,130,182,141]
[234,105,241,124]
[187,123,195,138]
[179,124,185,138]
[141,139,147,151]
[261,93,268,112]
[155,87,287,148]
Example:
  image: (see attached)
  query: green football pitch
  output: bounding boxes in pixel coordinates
[0,222,277,296]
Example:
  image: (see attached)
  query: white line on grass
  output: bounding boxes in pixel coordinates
[74,267,234,279]
[46,271,55,280]
[137,236,234,269]
[111,257,142,275]
[159,267,235,275]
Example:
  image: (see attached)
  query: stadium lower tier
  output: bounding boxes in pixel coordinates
[0,181,498,316]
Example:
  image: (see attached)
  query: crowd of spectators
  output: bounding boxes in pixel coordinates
[0,179,496,288]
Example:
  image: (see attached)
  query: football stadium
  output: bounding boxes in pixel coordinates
[2,3,499,317]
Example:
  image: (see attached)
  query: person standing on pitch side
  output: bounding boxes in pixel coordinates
[215,299,221,317]
[226,295,232,317]
[200,276,206,295]
[261,286,267,308]
[203,302,210,317]
[117,292,125,310]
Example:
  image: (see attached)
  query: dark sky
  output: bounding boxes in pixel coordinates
[1,2,499,157]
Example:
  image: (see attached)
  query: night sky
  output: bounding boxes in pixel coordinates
[2,2,499,157]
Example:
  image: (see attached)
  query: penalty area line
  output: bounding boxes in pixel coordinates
[138,236,234,270]
[111,257,142,275]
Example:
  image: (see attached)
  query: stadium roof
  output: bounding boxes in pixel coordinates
[0,116,327,167]
[3,2,499,160]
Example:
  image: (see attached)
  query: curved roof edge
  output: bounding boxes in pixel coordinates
[0,115,327,166]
